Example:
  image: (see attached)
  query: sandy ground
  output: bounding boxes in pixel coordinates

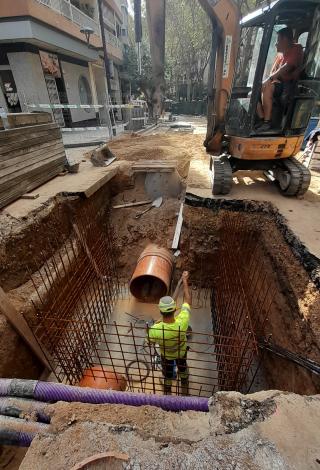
[187,154,320,259]
[20,391,320,470]
[180,206,320,394]
[1,118,320,469]
[107,132,206,180]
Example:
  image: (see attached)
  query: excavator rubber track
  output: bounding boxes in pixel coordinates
[211,156,233,195]
[278,157,311,197]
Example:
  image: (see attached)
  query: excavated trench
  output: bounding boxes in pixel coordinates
[0,171,320,397]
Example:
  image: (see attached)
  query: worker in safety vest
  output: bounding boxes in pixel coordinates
[147,271,191,394]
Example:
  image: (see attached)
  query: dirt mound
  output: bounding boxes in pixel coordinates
[107,133,207,179]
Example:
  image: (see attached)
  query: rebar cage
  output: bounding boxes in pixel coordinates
[26,208,275,397]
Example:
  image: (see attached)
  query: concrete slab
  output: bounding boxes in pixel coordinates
[4,160,119,219]
[186,155,320,259]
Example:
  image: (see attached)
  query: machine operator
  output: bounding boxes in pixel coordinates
[257,27,304,131]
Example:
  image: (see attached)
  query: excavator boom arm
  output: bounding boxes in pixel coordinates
[199,0,241,149]
[145,0,241,138]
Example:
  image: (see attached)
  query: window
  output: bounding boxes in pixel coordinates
[298,32,309,49]
[263,24,287,79]
[305,7,320,79]
[234,26,264,88]
[227,25,264,133]
[78,75,92,113]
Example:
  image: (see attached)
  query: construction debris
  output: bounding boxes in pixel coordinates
[171,203,184,249]
[90,143,117,167]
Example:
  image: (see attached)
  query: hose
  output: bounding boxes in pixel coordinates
[0,379,209,413]
[0,429,35,447]
[0,397,50,423]
[0,416,49,447]
[259,339,320,375]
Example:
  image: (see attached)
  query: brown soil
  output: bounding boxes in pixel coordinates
[1,129,320,397]
[180,206,320,394]
[107,133,206,180]
[110,183,181,282]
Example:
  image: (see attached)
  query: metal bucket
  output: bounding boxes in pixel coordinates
[130,244,174,303]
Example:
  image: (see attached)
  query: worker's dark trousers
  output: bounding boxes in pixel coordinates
[161,354,188,388]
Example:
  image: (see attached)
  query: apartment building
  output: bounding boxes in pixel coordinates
[0,0,129,127]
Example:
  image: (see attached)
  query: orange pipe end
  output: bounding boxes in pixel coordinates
[130,244,174,303]
[79,366,127,391]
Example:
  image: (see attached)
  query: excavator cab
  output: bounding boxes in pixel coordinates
[211,0,320,196]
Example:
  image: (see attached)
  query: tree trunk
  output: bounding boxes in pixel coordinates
[146,0,166,117]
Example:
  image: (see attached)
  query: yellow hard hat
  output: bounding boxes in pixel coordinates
[159,296,176,314]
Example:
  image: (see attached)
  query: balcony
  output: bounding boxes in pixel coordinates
[36,0,100,36]
[105,30,122,50]
[103,9,116,30]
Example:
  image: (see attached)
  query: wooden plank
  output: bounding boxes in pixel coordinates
[0,142,64,170]
[0,123,58,141]
[0,121,65,209]
[171,203,184,250]
[0,126,60,147]
[0,139,64,165]
[132,169,175,174]
[0,163,62,199]
[7,112,52,129]
[0,138,64,163]
[0,162,64,208]
[0,144,65,176]
[132,162,177,168]
[0,286,52,370]
[0,131,62,156]
[0,132,62,155]
[0,149,66,183]
[132,161,177,173]
[0,160,64,198]
[0,159,65,197]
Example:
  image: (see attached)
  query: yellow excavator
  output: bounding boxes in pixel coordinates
[145,0,320,196]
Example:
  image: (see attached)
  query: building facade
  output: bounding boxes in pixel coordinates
[0,0,129,127]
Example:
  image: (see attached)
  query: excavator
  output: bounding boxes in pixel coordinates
[144,0,320,196]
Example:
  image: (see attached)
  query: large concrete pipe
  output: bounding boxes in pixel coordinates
[130,244,174,303]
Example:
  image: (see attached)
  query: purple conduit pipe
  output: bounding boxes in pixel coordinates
[0,416,49,447]
[0,397,50,423]
[0,379,209,412]
[0,429,36,447]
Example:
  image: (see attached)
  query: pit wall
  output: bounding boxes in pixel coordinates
[0,162,174,381]
[0,175,128,380]
[180,202,320,395]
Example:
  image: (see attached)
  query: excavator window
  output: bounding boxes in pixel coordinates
[226,2,320,139]
[263,24,287,79]
[226,26,264,131]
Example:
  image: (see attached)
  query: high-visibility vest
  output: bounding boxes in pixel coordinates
[148,303,191,359]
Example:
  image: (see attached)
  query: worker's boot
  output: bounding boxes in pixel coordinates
[163,379,172,395]
[180,377,189,396]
